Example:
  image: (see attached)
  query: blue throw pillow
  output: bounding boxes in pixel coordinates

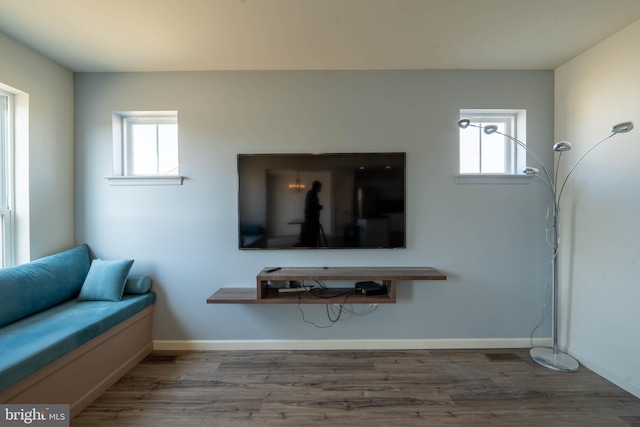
[77,259,134,302]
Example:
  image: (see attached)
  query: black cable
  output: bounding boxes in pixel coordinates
[297,297,334,328]
[296,286,355,328]
[326,303,343,322]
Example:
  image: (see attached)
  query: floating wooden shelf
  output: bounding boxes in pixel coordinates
[207,266,446,305]
[206,288,259,304]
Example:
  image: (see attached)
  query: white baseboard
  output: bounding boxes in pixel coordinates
[154,337,552,351]
[567,345,640,399]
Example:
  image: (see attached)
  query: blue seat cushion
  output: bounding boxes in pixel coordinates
[0,292,155,390]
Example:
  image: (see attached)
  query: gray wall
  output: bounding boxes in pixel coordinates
[555,19,640,397]
[0,32,74,262]
[74,70,554,344]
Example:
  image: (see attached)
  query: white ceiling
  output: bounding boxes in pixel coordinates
[0,0,639,72]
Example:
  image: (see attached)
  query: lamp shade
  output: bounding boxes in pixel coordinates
[457,119,471,129]
[483,125,498,134]
[553,141,572,152]
[611,122,634,134]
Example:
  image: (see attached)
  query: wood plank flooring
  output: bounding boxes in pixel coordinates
[72,349,640,427]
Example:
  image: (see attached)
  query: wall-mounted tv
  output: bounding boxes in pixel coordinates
[238,152,406,249]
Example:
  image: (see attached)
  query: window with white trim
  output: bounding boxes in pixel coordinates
[459,109,526,175]
[0,89,14,267]
[109,111,182,186]
[124,113,178,175]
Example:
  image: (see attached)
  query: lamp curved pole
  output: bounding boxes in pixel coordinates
[556,133,614,204]
[525,167,557,209]
[554,150,566,197]
[488,128,554,189]
[556,122,633,204]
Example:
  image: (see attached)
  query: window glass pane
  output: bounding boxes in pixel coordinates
[459,126,480,173]
[0,94,6,202]
[0,95,6,267]
[0,90,12,267]
[480,122,506,173]
[158,124,178,175]
[118,112,179,178]
[132,123,158,175]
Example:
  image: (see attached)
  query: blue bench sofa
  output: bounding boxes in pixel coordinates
[0,244,155,418]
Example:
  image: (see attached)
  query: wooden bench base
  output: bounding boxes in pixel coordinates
[0,305,154,418]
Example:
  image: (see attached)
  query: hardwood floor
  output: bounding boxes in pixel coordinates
[73,349,640,427]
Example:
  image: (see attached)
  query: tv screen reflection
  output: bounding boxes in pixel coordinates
[238,153,406,249]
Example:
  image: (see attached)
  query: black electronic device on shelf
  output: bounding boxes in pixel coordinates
[354,281,386,296]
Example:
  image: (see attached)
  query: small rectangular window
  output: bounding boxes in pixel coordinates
[124,114,178,176]
[109,111,182,186]
[459,109,526,175]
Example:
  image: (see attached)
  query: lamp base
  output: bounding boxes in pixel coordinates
[530,347,579,372]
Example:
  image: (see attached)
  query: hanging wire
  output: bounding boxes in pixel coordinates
[296,280,379,328]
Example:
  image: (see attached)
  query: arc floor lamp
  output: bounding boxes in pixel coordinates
[457,118,634,372]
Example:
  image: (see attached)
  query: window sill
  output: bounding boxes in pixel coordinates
[455,174,533,185]
[105,176,184,186]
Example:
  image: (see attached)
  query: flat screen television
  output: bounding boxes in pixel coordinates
[238,152,406,249]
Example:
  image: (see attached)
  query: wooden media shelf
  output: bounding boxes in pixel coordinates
[207,266,446,305]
